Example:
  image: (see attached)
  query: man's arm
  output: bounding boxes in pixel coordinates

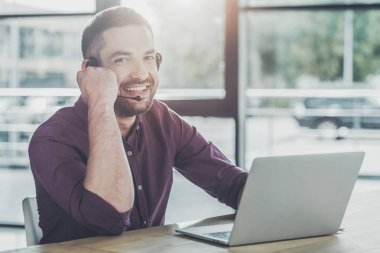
[170,108,248,210]
[77,66,134,212]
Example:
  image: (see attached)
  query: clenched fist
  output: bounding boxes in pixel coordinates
[77,62,119,108]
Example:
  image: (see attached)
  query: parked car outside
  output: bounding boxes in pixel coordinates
[293,97,380,139]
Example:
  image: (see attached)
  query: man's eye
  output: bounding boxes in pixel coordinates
[114,57,130,63]
[145,55,155,61]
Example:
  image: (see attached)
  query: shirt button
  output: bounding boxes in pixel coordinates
[127,151,133,156]
[137,185,143,191]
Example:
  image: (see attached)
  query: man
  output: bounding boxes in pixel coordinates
[28,6,248,244]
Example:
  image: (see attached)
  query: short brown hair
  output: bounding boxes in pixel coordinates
[81,6,153,60]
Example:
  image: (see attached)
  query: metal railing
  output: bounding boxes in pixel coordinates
[246,88,380,116]
[0,88,225,168]
[1,87,380,168]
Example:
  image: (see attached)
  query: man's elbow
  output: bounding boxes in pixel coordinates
[103,221,129,236]
[72,188,133,236]
[112,194,134,213]
[86,211,132,236]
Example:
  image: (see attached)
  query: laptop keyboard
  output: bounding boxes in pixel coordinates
[205,231,231,240]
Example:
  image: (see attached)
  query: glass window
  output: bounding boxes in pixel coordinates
[246,11,345,89]
[0,0,95,14]
[183,117,235,161]
[0,16,87,224]
[122,0,225,91]
[0,25,10,87]
[42,30,63,57]
[0,17,88,88]
[0,4,230,224]
[19,27,35,58]
[243,9,380,176]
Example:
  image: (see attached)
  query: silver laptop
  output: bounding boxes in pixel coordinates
[175,151,365,246]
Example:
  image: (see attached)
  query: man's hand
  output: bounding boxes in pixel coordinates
[76,65,119,108]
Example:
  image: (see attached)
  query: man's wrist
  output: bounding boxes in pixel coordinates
[88,99,115,117]
[87,97,115,109]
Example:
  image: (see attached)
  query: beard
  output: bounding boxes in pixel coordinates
[114,82,157,118]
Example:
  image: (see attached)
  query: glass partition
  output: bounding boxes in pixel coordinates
[122,0,225,91]
[0,0,95,14]
[242,8,380,176]
[0,15,87,224]
[0,0,229,225]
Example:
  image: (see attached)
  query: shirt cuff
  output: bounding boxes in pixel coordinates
[71,188,131,235]
[222,171,249,210]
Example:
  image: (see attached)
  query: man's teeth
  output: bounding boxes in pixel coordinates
[124,86,146,91]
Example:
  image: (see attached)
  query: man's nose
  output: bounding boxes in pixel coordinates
[127,60,149,80]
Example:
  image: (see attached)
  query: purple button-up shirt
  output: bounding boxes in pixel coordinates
[28,97,248,244]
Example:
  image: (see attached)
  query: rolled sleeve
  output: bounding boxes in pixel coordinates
[29,136,131,235]
[74,188,131,235]
[215,163,248,209]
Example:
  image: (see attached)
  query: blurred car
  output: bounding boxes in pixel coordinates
[293,97,380,139]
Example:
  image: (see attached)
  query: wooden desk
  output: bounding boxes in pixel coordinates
[5,189,380,253]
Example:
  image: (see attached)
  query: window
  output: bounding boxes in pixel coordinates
[241,2,380,176]
[0,0,95,14]
[122,0,225,91]
[1,17,88,89]
[0,0,233,226]
[0,14,89,224]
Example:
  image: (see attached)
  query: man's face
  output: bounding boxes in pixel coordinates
[99,25,158,117]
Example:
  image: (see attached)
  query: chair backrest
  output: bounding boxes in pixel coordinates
[22,197,43,246]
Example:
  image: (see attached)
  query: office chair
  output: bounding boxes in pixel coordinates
[22,197,42,246]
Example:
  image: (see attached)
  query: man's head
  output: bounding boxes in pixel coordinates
[82,7,153,62]
[81,7,161,117]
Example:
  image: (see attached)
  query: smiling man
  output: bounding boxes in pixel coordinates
[28,7,248,244]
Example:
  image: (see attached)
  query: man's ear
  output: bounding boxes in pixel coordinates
[156,53,162,70]
[81,59,88,71]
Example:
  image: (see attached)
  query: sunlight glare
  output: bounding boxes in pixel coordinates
[122,0,161,34]
[4,0,95,12]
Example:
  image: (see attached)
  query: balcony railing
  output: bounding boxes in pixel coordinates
[1,87,380,168]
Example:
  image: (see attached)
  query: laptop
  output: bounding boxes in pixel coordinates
[175,151,365,246]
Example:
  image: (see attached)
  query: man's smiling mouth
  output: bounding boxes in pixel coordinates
[123,85,148,92]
